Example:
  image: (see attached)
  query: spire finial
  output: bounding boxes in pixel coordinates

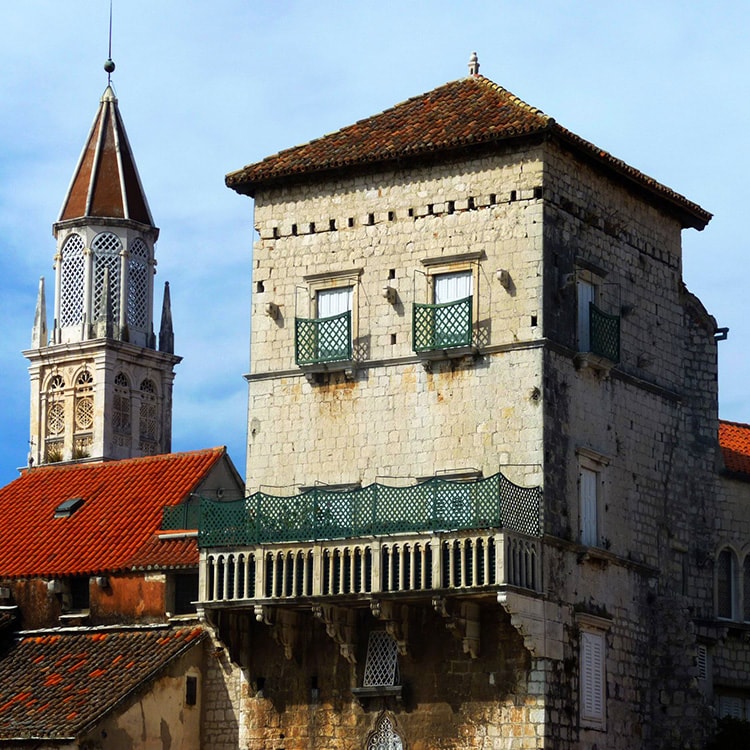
[104,0,115,84]
[468,51,480,76]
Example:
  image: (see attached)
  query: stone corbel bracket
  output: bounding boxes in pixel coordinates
[497,591,564,661]
[313,603,357,664]
[432,597,480,659]
[370,600,410,656]
[254,604,300,662]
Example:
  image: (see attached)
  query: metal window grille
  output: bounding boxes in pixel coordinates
[127,239,149,329]
[60,234,84,327]
[363,631,399,687]
[412,296,472,352]
[589,303,620,362]
[295,311,352,364]
[92,232,122,321]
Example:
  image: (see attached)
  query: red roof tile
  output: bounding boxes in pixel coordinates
[0,625,205,741]
[129,534,199,569]
[226,74,710,229]
[719,420,750,478]
[0,448,225,578]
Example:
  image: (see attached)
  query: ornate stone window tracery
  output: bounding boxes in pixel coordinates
[45,374,66,462]
[366,716,403,750]
[60,234,85,327]
[139,378,159,455]
[92,232,122,321]
[127,239,149,329]
[73,370,94,457]
[113,372,131,440]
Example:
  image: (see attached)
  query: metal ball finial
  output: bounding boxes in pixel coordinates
[104,58,116,74]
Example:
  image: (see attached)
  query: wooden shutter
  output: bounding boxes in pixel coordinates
[580,467,598,547]
[581,630,605,725]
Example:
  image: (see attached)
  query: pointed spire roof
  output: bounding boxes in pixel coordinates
[57,86,155,228]
[226,68,711,230]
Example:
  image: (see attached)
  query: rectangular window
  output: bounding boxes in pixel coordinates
[579,467,599,547]
[413,267,475,353]
[68,576,90,611]
[717,549,736,619]
[297,270,360,368]
[577,278,595,352]
[185,675,198,706]
[172,573,199,615]
[580,629,605,727]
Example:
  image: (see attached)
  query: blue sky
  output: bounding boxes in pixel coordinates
[0,1,748,486]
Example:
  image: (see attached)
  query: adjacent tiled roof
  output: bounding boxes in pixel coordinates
[719,420,750,478]
[226,74,710,229]
[57,86,154,228]
[0,448,225,578]
[0,625,205,741]
[129,534,199,570]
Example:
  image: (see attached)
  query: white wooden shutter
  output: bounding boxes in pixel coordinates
[434,271,472,304]
[581,630,605,725]
[580,467,598,547]
[317,286,352,317]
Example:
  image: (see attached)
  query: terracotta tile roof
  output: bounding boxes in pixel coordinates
[226,74,710,230]
[58,86,154,228]
[0,625,205,741]
[719,420,750,478]
[0,448,225,578]
[129,534,199,569]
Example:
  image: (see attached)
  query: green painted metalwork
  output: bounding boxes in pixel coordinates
[295,311,352,365]
[196,472,542,549]
[590,303,620,362]
[162,502,201,530]
[412,296,473,352]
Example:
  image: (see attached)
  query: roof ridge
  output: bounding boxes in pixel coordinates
[472,74,551,120]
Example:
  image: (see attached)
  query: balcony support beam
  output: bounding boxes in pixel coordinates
[313,603,357,664]
[254,604,301,661]
[433,597,480,659]
[370,600,410,656]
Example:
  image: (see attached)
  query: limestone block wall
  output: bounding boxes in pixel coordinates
[247,150,548,491]
[230,606,545,750]
[201,628,242,750]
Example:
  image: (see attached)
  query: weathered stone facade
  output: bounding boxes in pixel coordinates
[212,67,749,748]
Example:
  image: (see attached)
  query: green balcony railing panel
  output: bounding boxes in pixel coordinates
[413,296,473,352]
[162,503,201,530]
[589,303,620,363]
[295,311,352,365]
[194,472,542,549]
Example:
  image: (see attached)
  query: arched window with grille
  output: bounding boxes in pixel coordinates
[92,232,122,321]
[45,374,66,462]
[73,369,94,458]
[60,234,85,327]
[366,715,403,750]
[113,372,131,439]
[127,238,149,329]
[139,378,159,454]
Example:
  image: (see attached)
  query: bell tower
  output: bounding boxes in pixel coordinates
[24,63,180,466]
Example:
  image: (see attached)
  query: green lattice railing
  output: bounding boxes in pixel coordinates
[162,502,201,530]
[413,297,473,352]
[589,303,620,363]
[195,472,542,549]
[295,311,352,365]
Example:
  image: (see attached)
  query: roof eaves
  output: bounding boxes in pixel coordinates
[550,124,712,230]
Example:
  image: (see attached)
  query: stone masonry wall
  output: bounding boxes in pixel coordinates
[248,149,548,492]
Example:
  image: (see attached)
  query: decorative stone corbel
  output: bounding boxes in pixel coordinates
[253,605,300,661]
[313,604,357,664]
[370,600,410,656]
[432,597,480,659]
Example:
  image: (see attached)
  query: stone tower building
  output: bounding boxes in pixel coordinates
[198,56,749,749]
[24,84,180,466]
